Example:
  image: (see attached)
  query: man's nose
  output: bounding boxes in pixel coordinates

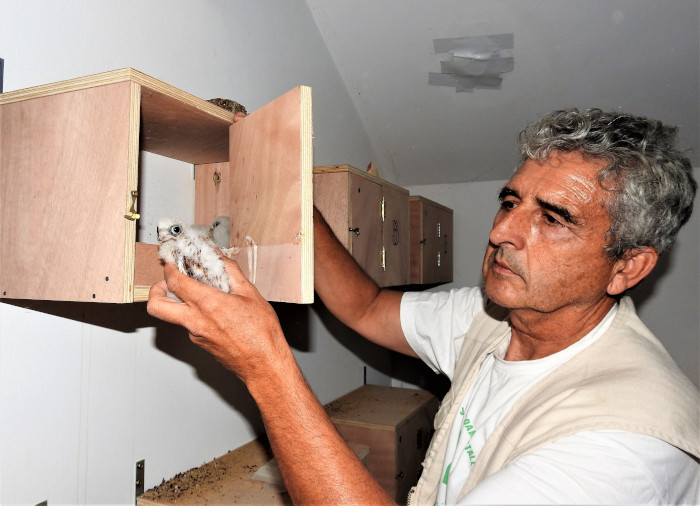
[488,207,528,249]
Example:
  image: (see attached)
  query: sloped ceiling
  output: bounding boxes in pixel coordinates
[305,0,700,186]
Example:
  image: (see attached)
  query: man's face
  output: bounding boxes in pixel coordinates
[482,151,618,314]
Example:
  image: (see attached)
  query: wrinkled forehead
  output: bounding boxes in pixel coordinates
[510,152,613,208]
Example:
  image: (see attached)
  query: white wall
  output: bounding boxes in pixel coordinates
[407,167,700,387]
[0,2,392,504]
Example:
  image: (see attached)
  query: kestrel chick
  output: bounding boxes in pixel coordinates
[210,215,231,249]
[157,217,230,293]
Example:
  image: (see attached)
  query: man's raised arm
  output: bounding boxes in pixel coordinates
[313,207,416,357]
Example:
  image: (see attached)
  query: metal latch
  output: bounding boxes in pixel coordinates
[124,190,140,221]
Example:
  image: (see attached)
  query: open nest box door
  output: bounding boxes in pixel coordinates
[195,86,314,304]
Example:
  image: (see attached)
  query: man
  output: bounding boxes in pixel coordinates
[148,108,699,504]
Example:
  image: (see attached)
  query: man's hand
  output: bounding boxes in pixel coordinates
[147,256,286,384]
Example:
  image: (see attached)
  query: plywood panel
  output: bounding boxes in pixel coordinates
[349,173,383,283]
[227,86,313,303]
[0,81,137,302]
[325,385,437,428]
[395,406,432,501]
[383,185,410,286]
[409,198,424,283]
[312,171,352,249]
[409,196,453,285]
[140,87,230,164]
[437,206,454,284]
[194,161,232,231]
[0,68,234,165]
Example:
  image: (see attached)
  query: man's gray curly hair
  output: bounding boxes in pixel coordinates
[518,108,697,261]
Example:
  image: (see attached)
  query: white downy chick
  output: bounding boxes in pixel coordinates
[156,217,230,293]
[210,215,231,249]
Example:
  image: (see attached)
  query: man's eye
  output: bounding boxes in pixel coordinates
[500,199,517,210]
[543,213,563,226]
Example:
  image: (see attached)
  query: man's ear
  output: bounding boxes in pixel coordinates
[607,247,659,296]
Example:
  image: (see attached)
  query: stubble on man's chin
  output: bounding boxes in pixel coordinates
[481,247,529,311]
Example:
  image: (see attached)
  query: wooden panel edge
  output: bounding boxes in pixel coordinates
[379,178,409,196]
[300,86,314,303]
[0,68,235,125]
[0,68,136,104]
[409,194,453,213]
[314,164,408,195]
[130,69,235,124]
[133,287,151,303]
[314,164,360,174]
[123,82,141,303]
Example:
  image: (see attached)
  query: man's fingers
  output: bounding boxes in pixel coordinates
[149,278,169,299]
[147,279,189,325]
[163,261,185,282]
[158,262,216,312]
[163,262,213,302]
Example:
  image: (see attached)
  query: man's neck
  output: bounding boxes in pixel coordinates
[505,298,616,361]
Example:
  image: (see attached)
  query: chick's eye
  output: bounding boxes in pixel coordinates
[171,225,181,234]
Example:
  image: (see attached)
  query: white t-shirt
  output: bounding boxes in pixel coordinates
[400,288,699,505]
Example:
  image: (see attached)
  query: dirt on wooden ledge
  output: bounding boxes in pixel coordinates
[139,454,237,503]
[137,438,291,505]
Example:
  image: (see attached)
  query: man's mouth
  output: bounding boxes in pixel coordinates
[491,251,522,278]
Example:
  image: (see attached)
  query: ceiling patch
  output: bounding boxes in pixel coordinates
[429,34,514,92]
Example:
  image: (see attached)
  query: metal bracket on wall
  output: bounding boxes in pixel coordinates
[135,459,145,500]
